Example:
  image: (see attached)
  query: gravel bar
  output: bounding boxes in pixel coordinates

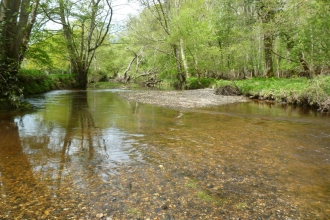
[118,88,249,109]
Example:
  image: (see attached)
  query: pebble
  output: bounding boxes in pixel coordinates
[96,213,103,218]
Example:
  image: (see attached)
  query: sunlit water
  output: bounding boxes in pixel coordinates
[0,89,329,219]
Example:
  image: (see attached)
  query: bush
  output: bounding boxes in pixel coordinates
[18,69,77,95]
[184,77,216,90]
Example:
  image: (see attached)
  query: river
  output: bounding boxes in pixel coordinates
[0,89,329,219]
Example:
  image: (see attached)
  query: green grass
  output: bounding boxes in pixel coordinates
[127,208,141,215]
[197,191,214,201]
[184,179,198,188]
[185,77,216,90]
[214,76,330,107]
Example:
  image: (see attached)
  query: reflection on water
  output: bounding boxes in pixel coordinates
[0,90,329,219]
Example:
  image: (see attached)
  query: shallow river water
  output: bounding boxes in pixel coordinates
[0,89,329,219]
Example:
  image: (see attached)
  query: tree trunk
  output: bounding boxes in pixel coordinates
[173,44,185,90]
[299,52,311,78]
[56,0,113,89]
[0,0,39,107]
[264,33,274,77]
[76,68,89,89]
[180,38,190,78]
[256,1,276,78]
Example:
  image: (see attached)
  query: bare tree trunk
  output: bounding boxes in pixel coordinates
[123,57,137,82]
[173,44,185,89]
[180,38,190,78]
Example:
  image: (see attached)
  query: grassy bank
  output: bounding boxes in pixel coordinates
[88,81,143,89]
[214,76,330,110]
[184,76,330,111]
[18,69,77,95]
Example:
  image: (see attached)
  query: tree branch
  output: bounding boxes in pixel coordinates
[270,49,299,63]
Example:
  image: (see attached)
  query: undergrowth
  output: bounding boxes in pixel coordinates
[18,69,77,95]
[185,77,216,90]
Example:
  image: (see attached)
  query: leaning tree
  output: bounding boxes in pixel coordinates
[0,0,40,107]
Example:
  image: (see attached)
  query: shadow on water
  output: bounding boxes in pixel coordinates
[0,89,330,219]
[0,114,48,218]
[0,90,144,219]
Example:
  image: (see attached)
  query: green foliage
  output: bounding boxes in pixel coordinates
[185,77,216,90]
[24,44,53,69]
[0,61,24,109]
[118,0,330,81]
[17,69,77,95]
[23,31,69,72]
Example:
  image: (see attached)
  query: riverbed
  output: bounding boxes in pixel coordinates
[0,89,329,219]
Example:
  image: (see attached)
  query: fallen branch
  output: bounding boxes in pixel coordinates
[145,79,162,87]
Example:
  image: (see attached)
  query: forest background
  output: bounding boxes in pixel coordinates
[0,0,329,110]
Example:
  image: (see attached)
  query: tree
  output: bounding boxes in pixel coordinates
[169,0,217,80]
[0,0,40,107]
[138,0,186,89]
[255,0,279,77]
[43,0,113,88]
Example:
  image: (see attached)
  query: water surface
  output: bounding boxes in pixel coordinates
[0,90,329,219]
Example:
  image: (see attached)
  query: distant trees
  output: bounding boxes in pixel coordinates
[115,0,329,82]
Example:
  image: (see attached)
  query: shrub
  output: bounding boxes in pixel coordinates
[18,69,77,95]
[185,77,216,90]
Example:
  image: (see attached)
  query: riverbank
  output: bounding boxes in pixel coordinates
[118,88,249,109]
[214,76,330,112]
[121,76,329,111]
[117,76,330,112]
[16,70,330,112]
[18,70,77,95]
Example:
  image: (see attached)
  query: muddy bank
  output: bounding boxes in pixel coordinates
[117,88,248,109]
